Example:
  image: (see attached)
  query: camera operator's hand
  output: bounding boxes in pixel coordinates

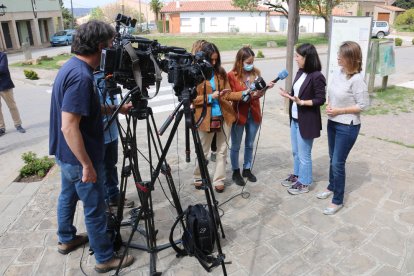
[119,102,133,115]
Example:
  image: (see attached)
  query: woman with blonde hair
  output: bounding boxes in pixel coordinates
[317,41,369,215]
[227,47,274,186]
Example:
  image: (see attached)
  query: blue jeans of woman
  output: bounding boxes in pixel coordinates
[327,120,360,205]
[56,159,113,263]
[230,112,259,170]
[290,119,314,185]
[103,139,119,202]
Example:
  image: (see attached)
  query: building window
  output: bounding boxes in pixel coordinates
[181,18,191,27]
[365,12,370,16]
[228,17,235,27]
[211,17,217,26]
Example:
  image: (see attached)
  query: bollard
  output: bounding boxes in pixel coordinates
[22,42,32,61]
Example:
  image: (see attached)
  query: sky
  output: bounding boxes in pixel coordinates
[62,0,118,9]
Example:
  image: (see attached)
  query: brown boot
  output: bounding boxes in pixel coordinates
[95,255,135,273]
[57,233,88,254]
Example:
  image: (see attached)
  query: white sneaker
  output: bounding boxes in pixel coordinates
[316,190,333,199]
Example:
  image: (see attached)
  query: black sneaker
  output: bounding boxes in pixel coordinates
[0,128,5,137]
[16,125,26,133]
[242,168,257,182]
[232,169,246,186]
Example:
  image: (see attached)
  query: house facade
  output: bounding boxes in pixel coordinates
[161,1,348,34]
[373,5,405,23]
[161,1,269,34]
[0,0,63,51]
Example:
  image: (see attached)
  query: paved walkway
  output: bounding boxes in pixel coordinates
[1,45,414,275]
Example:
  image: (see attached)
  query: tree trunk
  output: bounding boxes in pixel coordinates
[324,0,333,38]
[285,0,300,112]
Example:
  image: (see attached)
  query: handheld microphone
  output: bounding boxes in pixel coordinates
[271,69,289,83]
[242,77,266,102]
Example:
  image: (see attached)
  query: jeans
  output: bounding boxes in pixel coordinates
[327,120,360,205]
[230,112,259,170]
[103,139,119,201]
[56,159,113,264]
[290,119,314,185]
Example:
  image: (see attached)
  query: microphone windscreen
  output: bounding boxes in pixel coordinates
[278,69,289,80]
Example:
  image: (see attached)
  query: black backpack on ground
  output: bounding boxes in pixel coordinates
[170,204,223,271]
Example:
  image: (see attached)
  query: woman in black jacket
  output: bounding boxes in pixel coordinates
[279,43,326,195]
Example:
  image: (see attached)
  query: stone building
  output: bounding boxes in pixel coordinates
[0,0,63,51]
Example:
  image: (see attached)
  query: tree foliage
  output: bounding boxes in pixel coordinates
[90,7,106,21]
[150,0,164,21]
[393,0,414,10]
[395,8,414,25]
[89,3,145,23]
[233,0,342,37]
[59,0,76,29]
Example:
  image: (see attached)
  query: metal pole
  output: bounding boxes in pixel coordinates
[138,0,142,30]
[121,0,125,14]
[70,0,74,29]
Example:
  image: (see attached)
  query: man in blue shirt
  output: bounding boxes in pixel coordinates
[49,20,134,273]
[94,72,134,208]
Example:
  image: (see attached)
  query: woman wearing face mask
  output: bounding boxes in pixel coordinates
[227,47,275,186]
[279,43,326,195]
[192,42,243,193]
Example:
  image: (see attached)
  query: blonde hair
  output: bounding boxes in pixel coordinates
[339,41,363,78]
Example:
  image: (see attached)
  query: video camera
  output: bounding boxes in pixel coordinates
[100,13,213,99]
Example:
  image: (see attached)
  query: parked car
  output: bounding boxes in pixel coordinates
[372,21,390,39]
[50,29,76,46]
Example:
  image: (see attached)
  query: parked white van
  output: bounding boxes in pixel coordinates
[372,21,390,39]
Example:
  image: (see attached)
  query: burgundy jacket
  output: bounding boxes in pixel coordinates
[289,69,326,139]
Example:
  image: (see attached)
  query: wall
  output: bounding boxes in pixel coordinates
[0,0,60,13]
[179,11,267,33]
[269,15,325,33]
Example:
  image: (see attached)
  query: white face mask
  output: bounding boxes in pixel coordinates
[243,63,254,71]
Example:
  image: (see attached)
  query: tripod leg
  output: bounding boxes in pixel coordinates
[190,126,227,276]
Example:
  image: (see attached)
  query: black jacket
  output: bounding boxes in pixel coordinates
[289,69,326,139]
[0,52,15,91]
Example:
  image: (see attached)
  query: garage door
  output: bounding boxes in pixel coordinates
[378,13,390,22]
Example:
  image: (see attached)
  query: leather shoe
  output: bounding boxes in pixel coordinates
[95,255,135,273]
[323,204,343,215]
[316,190,333,199]
[15,125,26,133]
[214,185,225,193]
[58,233,88,254]
[242,169,257,182]
[232,169,245,186]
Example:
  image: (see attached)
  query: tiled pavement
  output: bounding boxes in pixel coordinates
[1,45,414,275]
[1,106,414,275]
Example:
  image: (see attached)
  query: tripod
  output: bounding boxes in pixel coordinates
[111,86,227,275]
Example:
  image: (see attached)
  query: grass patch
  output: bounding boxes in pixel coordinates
[364,86,414,115]
[144,33,327,52]
[11,53,72,70]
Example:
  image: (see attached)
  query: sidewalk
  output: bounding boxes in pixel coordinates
[1,105,414,275]
[1,45,414,275]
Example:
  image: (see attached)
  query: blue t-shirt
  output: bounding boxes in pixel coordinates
[49,57,104,165]
[207,75,222,117]
[94,72,119,144]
